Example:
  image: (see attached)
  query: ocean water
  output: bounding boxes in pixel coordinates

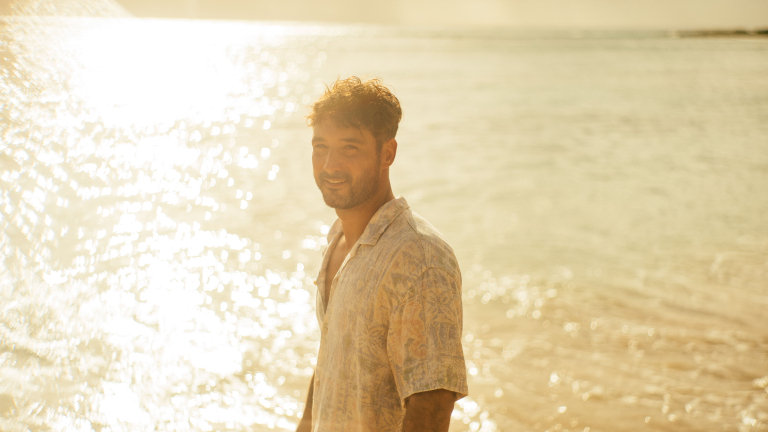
[1,13,767,432]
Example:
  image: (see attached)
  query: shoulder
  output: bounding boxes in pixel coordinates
[380,209,461,282]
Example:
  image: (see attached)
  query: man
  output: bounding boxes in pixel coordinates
[297,77,467,432]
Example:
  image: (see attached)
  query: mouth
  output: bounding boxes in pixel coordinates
[317,172,350,190]
[319,174,348,188]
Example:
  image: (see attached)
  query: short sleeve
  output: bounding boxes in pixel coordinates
[387,267,468,408]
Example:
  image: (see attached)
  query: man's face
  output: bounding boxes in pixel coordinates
[311,121,382,210]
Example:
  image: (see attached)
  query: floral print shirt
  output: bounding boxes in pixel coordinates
[312,197,468,431]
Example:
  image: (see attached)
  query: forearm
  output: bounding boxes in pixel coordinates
[401,389,454,432]
[296,372,314,432]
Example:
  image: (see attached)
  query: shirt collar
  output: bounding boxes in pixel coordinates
[325,196,410,247]
[360,196,409,245]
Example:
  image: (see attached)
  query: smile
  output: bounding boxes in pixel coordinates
[326,179,345,184]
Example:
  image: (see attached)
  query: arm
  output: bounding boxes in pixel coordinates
[402,389,455,432]
[295,372,314,432]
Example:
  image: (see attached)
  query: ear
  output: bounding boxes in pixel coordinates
[380,138,397,169]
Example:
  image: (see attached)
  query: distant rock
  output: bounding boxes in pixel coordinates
[676,28,768,38]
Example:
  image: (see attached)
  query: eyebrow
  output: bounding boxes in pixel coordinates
[311,136,365,144]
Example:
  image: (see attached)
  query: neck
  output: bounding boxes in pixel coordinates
[335,177,395,247]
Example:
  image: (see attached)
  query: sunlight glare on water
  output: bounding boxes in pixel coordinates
[0,12,338,432]
[68,20,298,128]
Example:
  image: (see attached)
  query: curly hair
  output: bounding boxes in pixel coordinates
[307,77,402,149]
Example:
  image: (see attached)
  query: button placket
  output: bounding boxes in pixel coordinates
[321,241,364,337]
[326,241,361,306]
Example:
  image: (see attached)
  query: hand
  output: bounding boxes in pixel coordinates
[402,389,455,432]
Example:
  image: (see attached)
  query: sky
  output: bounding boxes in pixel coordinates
[110,0,768,29]
[1,0,766,29]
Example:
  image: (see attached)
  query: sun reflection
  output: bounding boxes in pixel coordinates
[0,11,339,432]
[66,20,290,129]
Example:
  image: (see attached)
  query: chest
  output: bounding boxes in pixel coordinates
[319,248,394,352]
[323,239,350,304]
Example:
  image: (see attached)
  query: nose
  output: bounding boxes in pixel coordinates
[322,148,344,173]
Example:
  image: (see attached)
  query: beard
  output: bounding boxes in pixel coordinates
[315,158,381,210]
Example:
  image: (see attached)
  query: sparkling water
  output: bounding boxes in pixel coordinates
[1,14,767,432]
